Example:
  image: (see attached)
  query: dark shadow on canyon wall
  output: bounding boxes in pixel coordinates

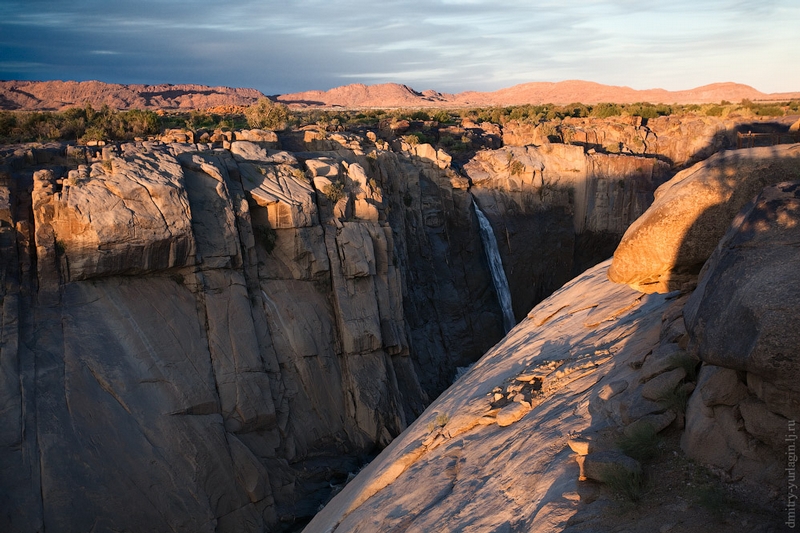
[474,119,800,333]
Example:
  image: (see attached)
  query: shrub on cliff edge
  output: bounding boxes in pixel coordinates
[245,98,292,130]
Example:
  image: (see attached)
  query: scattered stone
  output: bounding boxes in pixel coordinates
[233,129,279,144]
[495,402,531,427]
[641,367,686,401]
[577,451,641,483]
[620,396,665,425]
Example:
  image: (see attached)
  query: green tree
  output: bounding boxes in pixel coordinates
[245,98,292,130]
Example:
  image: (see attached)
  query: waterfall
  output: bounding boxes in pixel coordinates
[473,199,516,333]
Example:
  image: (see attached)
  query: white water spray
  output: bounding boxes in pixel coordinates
[473,199,515,333]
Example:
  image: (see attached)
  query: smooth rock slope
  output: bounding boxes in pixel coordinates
[304,260,681,532]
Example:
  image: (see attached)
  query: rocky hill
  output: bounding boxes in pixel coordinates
[0,80,265,111]
[3,79,799,111]
[278,80,800,108]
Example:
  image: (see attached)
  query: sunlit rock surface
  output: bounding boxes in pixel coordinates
[305,260,678,532]
[609,144,800,293]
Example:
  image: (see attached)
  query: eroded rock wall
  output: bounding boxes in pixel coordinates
[463,143,670,320]
[0,130,665,531]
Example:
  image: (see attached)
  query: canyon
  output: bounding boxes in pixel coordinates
[0,99,798,532]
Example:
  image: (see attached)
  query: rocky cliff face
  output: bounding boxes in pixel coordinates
[463,143,669,319]
[503,114,796,169]
[0,127,666,531]
[305,145,800,533]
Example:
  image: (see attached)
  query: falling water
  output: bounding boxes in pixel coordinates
[473,199,516,333]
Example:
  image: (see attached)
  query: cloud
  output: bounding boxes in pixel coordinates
[0,0,797,94]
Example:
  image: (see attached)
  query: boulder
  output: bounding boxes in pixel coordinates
[696,365,748,407]
[576,451,641,483]
[240,162,318,228]
[623,410,676,437]
[609,144,800,292]
[160,128,194,143]
[684,181,800,403]
[640,367,686,402]
[232,129,279,145]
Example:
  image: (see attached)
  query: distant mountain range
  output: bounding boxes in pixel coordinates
[2,79,798,111]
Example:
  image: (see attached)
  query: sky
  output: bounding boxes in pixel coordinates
[0,0,798,96]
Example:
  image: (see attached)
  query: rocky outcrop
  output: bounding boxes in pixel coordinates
[0,125,671,531]
[681,182,800,486]
[608,144,800,293]
[36,150,197,281]
[505,114,794,169]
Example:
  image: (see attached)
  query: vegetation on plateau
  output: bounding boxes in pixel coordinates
[0,98,797,145]
[244,98,292,130]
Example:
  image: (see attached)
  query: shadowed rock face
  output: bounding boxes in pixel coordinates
[685,181,800,392]
[681,182,800,486]
[0,131,663,531]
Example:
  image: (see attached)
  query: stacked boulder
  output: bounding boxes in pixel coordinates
[608,143,800,489]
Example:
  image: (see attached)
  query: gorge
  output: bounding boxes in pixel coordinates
[0,105,798,532]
